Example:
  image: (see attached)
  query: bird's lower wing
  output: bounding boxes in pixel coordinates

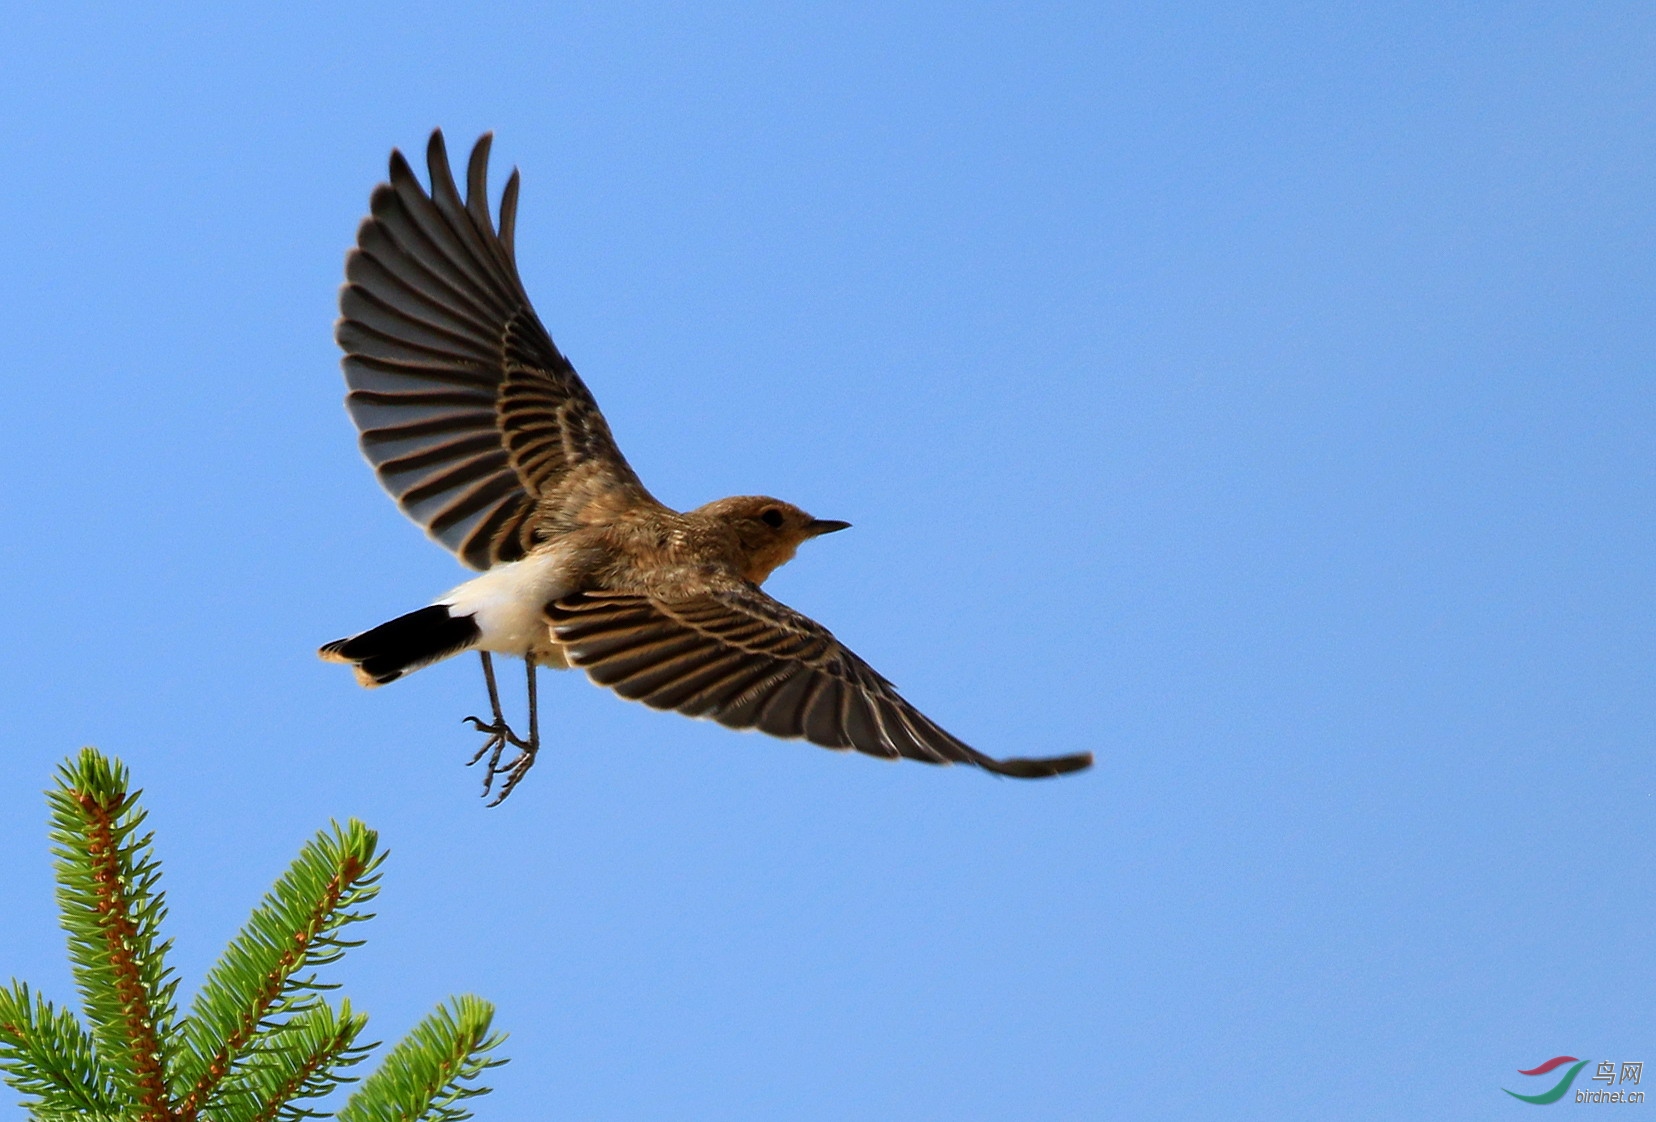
[546,588,1093,778]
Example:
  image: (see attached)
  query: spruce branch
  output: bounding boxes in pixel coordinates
[0,982,120,1117]
[337,997,506,1122]
[6,750,513,1121]
[47,748,178,1121]
[203,999,371,1122]
[173,821,383,1117]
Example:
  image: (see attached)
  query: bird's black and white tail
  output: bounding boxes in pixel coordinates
[319,605,481,687]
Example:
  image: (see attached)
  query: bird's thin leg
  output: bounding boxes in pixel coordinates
[527,655,539,744]
[464,651,531,797]
[488,655,541,805]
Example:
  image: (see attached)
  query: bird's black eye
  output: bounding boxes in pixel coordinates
[759,508,785,529]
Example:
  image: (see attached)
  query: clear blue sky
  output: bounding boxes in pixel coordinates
[1,4,1651,1119]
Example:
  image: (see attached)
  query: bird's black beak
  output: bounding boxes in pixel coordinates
[805,518,852,537]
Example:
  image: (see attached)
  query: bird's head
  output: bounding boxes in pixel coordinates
[694,495,851,584]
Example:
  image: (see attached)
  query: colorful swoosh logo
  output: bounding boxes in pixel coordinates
[1505,1056,1589,1104]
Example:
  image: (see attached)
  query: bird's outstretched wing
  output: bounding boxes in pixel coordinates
[336,130,655,570]
[546,588,1094,778]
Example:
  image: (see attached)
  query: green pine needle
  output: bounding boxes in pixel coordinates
[6,750,512,1122]
[47,748,180,1117]
[337,997,507,1122]
[172,820,384,1111]
[202,999,373,1122]
[0,982,121,1117]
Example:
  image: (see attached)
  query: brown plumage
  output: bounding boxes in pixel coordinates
[322,130,1094,801]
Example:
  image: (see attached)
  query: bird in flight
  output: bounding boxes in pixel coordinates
[320,130,1093,802]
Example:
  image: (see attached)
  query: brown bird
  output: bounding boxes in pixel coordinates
[320,130,1094,802]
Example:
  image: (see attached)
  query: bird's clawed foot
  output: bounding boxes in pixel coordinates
[464,651,541,805]
[487,743,537,806]
[463,713,536,802]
